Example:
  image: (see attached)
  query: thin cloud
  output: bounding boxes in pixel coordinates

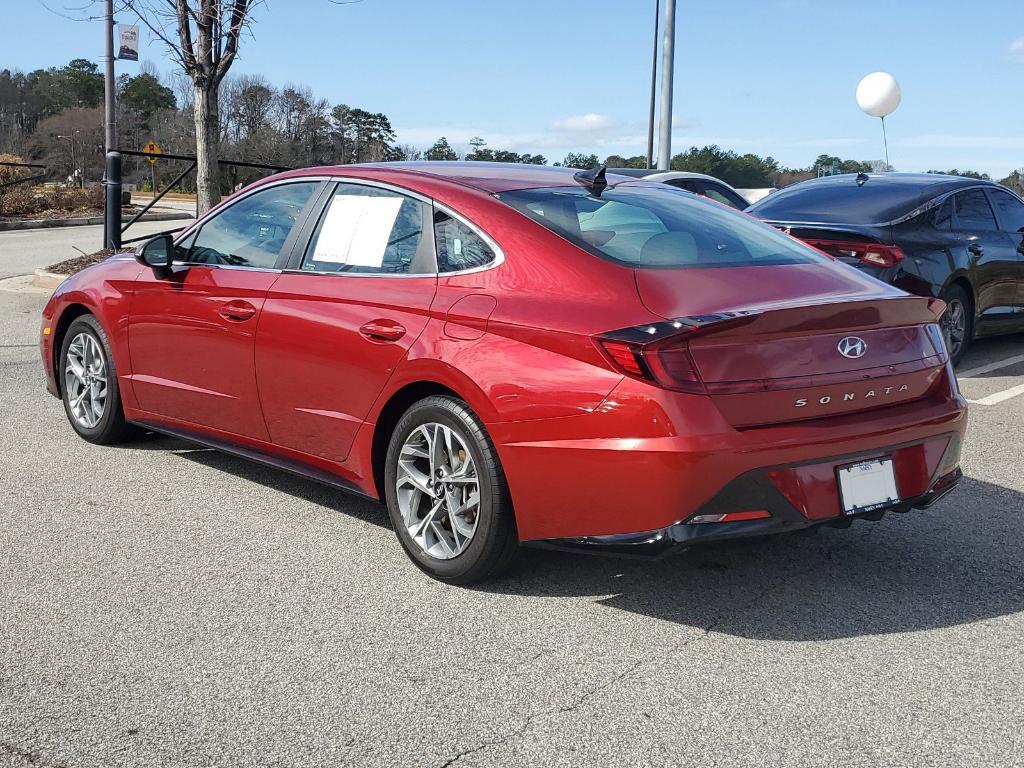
[551,113,611,132]
[896,134,1024,150]
[1009,37,1024,61]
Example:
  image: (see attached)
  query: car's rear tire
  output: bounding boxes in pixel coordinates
[384,395,518,585]
[59,314,139,445]
[940,284,972,366]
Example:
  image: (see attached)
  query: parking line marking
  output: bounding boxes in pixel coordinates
[957,353,1024,380]
[966,382,1024,406]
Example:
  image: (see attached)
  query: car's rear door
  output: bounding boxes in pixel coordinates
[950,188,1019,329]
[985,188,1024,323]
[128,180,322,440]
[255,181,438,463]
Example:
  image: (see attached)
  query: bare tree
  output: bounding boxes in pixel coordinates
[124,0,255,212]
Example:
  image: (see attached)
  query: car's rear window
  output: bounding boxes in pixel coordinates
[749,177,939,225]
[497,185,826,269]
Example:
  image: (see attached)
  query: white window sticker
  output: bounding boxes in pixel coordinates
[312,195,403,268]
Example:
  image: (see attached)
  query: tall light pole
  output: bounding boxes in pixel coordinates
[656,0,676,170]
[103,0,116,153]
[646,0,660,169]
[58,131,80,187]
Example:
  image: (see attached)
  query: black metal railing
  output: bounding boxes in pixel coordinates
[0,161,47,192]
[105,149,291,249]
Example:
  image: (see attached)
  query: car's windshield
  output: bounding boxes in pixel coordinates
[497,184,827,268]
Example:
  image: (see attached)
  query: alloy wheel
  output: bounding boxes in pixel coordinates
[64,332,107,429]
[395,422,480,560]
[942,298,966,360]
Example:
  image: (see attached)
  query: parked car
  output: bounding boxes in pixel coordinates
[749,173,1024,364]
[40,162,966,584]
[605,168,750,210]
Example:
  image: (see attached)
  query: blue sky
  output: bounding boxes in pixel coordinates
[10,0,1024,176]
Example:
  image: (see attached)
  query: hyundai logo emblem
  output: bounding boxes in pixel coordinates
[837,336,867,359]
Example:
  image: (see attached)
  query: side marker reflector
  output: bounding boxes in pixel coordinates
[688,510,771,525]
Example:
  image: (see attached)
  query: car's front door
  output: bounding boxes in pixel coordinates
[255,182,438,463]
[128,180,322,440]
[950,188,1019,328]
[986,188,1024,321]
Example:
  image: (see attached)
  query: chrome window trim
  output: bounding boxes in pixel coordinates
[167,262,282,273]
[431,200,506,276]
[170,173,506,278]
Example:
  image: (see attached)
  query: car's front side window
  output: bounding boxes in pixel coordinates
[184,182,318,268]
[702,183,748,211]
[988,190,1024,234]
[302,184,434,275]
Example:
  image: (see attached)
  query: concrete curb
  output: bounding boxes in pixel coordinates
[31,269,69,290]
[0,211,191,232]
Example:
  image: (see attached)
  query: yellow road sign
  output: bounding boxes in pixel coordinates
[143,140,162,165]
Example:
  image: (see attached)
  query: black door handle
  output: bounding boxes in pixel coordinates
[967,243,984,256]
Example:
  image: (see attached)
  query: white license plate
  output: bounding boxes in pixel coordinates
[836,457,899,514]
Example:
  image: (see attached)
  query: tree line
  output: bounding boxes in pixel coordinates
[3,58,1022,200]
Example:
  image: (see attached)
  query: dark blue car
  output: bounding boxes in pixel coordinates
[750,173,1024,363]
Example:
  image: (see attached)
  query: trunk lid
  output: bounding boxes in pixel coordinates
[633,264,948,427]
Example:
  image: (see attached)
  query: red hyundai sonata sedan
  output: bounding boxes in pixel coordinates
[40,163,967,583]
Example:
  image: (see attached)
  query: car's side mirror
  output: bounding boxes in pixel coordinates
[136,233,174,269]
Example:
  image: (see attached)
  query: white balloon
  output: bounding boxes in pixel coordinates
[856,72,901,118]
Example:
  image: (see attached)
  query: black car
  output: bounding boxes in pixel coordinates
[748,173,1024,363]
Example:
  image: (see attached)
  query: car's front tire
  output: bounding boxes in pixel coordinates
[59,314,139,444]
[384,395,518,585]
[940,284,972,366]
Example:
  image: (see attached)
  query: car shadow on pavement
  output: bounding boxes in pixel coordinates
[133,431,390,530]
[482,476,1024,641]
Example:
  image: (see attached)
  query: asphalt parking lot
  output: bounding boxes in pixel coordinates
[1,251,1023,766]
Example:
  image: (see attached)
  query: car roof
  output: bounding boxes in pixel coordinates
[354,161,640,194]
[775,172,994,194]
[605,168,721,183]
[749,172,1004,226]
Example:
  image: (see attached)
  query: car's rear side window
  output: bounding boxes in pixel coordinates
[498,185,826,269]
[433,211,497,272]
[302,183,434,275]
[933,198,953,230]
[953,189,998,232]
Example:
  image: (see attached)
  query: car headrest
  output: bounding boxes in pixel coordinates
[639,231,699,266]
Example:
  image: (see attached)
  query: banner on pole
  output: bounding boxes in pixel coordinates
[118,25,139,61]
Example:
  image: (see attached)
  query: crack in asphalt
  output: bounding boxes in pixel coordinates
[438,525,879,767]
[0,741,68,768]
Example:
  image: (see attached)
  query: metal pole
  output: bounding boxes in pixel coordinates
[104,152,122,251]
[646,0,660,169]
[103,0,116,154]
[656,0,676,170]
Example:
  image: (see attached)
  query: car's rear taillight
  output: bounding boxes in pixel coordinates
[596,313,759,394]
[801,238,905,268]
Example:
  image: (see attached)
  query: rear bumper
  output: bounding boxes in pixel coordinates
[543,465,963,556]
[493,368,967,542]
